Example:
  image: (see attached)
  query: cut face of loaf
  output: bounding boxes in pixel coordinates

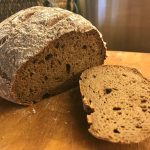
[79,65,150,144]
[0,6,106,105]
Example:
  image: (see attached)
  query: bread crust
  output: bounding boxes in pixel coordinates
[0,6,106,104]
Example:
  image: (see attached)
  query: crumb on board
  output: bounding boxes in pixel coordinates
[65,121,68,125]
[53,118,57,121]
[32,108,36,114]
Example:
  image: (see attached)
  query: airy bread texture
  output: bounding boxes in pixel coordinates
[0,6,106,105]
[79,65,150,143]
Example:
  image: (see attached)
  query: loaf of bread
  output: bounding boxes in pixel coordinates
[79,65,150,143]
[0,6,106,105]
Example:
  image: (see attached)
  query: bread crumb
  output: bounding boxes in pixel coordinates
[32,108,36,114]
[65,121,68,125]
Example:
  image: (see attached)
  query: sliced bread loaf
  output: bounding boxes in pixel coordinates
[0,6,106,105]
[79,65,150,143]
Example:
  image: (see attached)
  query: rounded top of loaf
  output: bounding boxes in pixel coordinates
[0,6,104,80]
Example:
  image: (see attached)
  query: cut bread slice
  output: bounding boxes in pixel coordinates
[79,65,150,143]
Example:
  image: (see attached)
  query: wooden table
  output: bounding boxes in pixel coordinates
[0,51,150,150]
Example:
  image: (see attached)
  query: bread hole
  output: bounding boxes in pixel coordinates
[106,118,109,121]
[66,64,71,73]
[44,76,48,80]
[102,112,106,116]
[76,36,79,40]
[121,126,125,128]
[140,96,145,98]
[42,92,51,99]
[32,59,38,64]
[45,53,53,60]
[104,88,112,94]
[113,107,121,111]
[118,112,122,115]
[113,88,118,91]
[29,71,34,76]
[29,88,33,93]
[84,76,87,79]
[141,105,146,108]
[55,42,60,49]
[92,75,96,78]
[108,136,112,139]
[142,87,146,90]
[141,99,147,103]
[51,60,54,68]
[53,53,58,57]
[89,45,92,49]
[122,74,127,77]
[129,105,133,108]
[89,99,92,104]
[140,105,147,112]
[33,100,38,104]
[82,45,87,49]
[57,60,61,65]
[134,117,140,121]
[0,35,8,45]
[142,108,147,112]
[61,44,65,49]
[113,129,120,134]
[135,125,142,129]
[132,80,136,83]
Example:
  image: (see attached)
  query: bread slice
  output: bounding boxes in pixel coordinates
[0,6,106,105]
[79,65,150,143]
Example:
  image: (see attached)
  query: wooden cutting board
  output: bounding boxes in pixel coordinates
[0,51,150,150]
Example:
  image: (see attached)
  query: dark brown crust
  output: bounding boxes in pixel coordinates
[0,6,106,105]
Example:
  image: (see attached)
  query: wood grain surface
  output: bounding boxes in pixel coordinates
[0,51,150,150]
